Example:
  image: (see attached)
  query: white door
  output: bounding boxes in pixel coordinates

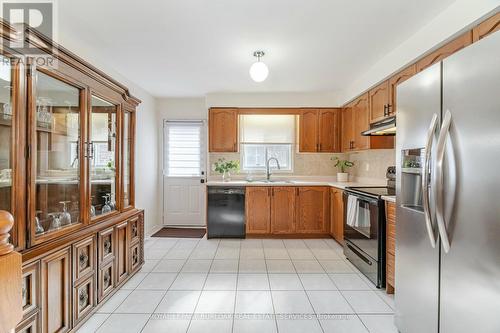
[163,120,206,227]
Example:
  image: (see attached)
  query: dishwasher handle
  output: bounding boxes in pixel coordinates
[208,187,245,195]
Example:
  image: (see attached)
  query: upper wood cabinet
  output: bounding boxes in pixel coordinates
[473,12,500,42]
[208,108,238,152]
[352,93,370,151]
[416,31,472,72]
[388,64,416,115]
[295,186,329,233]
[368,81,390,123]
[330,187,344,244]
[341,106,354,152]
[270,187,296,234]
[299,109,319,152]
[299,108,341,153]
[245,187,271,234]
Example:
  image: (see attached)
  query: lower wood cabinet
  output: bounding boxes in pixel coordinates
[270,187,296,234]
[245,187,271,234]
[386,201,396,294]
[330,187,344,244]
[98,259,115,302]
[296,187,330,233]
[73,275,95,325]
[246,186,330,236]
[16,313,39,333]
[115,221,129,285]
[41,247,71,333]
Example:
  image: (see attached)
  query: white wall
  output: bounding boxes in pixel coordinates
[56,33,160,236]
[206,91,340,107]
[338,0,500,104]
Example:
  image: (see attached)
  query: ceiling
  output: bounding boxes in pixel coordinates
[57,0,455,97]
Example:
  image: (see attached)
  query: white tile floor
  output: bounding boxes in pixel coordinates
[77,237,398,333]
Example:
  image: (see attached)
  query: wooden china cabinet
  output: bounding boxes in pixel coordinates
[0,21,144,333]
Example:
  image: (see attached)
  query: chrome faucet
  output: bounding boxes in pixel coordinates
[266,157,281,181]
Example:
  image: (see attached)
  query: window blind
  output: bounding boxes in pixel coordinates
[164,121,204,177]
[240,115,295,143]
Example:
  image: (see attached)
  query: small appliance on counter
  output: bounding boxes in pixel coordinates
[207,186,246,238]
[343,166,395,288]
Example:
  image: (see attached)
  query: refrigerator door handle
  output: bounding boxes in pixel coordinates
[434,110,452,253]
[422,113,439,248]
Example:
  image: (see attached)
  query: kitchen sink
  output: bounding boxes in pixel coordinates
[248,179,294,184]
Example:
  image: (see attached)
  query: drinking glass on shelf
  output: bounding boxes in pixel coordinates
[101,195,111,214]
[35,210,44,234]
[60,201,72,226]
[48,212,61,230]
[109,193,116,211]
[90,196,96,217]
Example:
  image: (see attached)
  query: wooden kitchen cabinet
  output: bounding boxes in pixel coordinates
[342,105,355,152]
[473,12,500,42]
[270,187,296,234]
[295,187,329,233]
[386,201,396,294]
[352,93,370,151]
[388,64,416,116]
[368,81,390,123]
[299,108,341,153]
[245,187,271,234]
[41,247,71,333]
[209,108,238,152]
[416,31,472,72]
[330,187,344,244]
[115,221,129,285]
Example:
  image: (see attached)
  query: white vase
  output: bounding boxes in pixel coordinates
[337,172,349,182]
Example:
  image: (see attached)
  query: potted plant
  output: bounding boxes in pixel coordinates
[331,157,354,182]
[213,158,240,182]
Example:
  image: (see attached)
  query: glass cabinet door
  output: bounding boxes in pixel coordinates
[33,71,82,238]
[0,56,13,214]
[90,95,118,219]
[122,109,133,208]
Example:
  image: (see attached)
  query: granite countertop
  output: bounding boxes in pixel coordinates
[206,177,387,190]
[382,195,396,203]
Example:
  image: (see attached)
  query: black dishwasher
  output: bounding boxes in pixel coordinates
[207,186,246,239]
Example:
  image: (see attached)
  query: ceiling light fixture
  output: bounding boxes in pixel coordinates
[249,51,269,82]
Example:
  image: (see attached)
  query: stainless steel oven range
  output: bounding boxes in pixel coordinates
[343,185,394,288]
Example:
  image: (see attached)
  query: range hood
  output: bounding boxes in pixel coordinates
[362,116,396,136]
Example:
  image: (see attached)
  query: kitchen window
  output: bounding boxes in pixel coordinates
[240,114,295,171]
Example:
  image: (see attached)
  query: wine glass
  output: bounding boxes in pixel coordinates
[101,195,111,214]
[90,196,96,217]
[34,210,44,234]
[109,193,116,211]
[60,201,72,226]
[48,212,61,230]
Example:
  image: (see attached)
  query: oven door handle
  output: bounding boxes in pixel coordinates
[422,113,439,248]
[344,192,379,205]
[347,243,373,266]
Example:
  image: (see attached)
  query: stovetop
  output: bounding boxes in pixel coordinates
[346,186,395,197]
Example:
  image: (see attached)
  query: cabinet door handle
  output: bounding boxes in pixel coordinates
[387,104,392,115]
[383,105,388,116]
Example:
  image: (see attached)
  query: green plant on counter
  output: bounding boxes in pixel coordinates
[107,160,115,171]
[213,158,240,174]
[331,157,354,173]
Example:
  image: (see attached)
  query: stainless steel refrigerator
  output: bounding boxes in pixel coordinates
[395,31,500,333]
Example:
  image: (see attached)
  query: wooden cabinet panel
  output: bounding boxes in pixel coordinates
[98,261,114,302]
[21,261,40,321]
[270,187,296,234]
[330,188,344,244]
[130,243,141,273]
[352,93,370,151]
[115,221,129,284]
[318,109,341,152]
[16,313,39,333]
[72,236,95,284]
[416,31,472,72]
[41,247,71,333]
[368,81,389,123]
[296,187,329,233]
[209,108,238,152]
[386,201,396,294]
[128,216,140,245]
[473,12,500,42]
[245,187,271,234]
[388,65,416,116]
[299,109,319,152]
[342,106,354,152]
[98,227,114,265]
[73,275,95,325]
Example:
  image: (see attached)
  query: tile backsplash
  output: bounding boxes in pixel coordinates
[208,149,395,181]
